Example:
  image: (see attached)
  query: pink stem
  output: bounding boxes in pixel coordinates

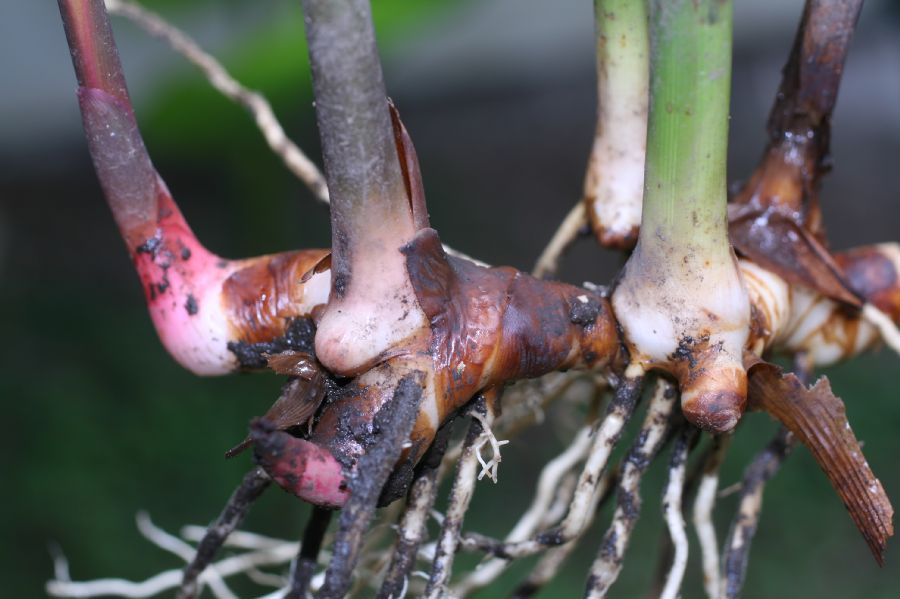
[58,0,130,105]
[60,0,331,374]
[59,0,351,507]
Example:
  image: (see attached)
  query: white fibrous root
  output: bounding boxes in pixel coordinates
[451,425,594,596]
[532,201,588,278]
[692,435,732,599]
[512,467,615,598]
[472,411,510,483]
[658,430,692,599]
[425,406,497,599]
[456,376,642,561]
[46,513,300,599]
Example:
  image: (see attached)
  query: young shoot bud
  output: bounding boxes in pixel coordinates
[612,0,750,433]
[583,0,649,249]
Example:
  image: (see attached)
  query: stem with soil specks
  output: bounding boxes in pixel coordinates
[612,0,749,434]
[59,0,156,246]
[642,0,732,254]
[59,0,129,104]
[300,0,412,267]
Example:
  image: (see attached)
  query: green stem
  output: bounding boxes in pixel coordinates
[595,0,648,94]
[612,0,747,434]
[640,0,733,263]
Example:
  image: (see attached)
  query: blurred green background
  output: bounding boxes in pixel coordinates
[2,0,900,597]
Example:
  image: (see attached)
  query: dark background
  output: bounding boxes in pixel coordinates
[2,0,900,597]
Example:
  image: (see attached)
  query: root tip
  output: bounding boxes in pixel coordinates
[683,390,743,434]
[251,419,350,508]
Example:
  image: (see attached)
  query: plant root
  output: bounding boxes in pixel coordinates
[532,201,588,279]
[285,507,332,599]
[459,374,643,559]
[104,0,330,204]
[692,433,732,598]
[584,378,678,598]
[658,427,696,599]
[317,374,425,599]
[424,396,497,598]
[452,423,595,595]
[377,420,454,599]
[177,468,271,599]
[721,428,793,599]
[509,466,618,599]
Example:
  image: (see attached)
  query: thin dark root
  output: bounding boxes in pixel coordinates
[584,378,679,597]
[286,506,333,599]
[317,373,425,599]
[377,420,454,599]
[425,396,494,598]
[719,357,806,598]
[176,467,271,599]
[721,427,793,599]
